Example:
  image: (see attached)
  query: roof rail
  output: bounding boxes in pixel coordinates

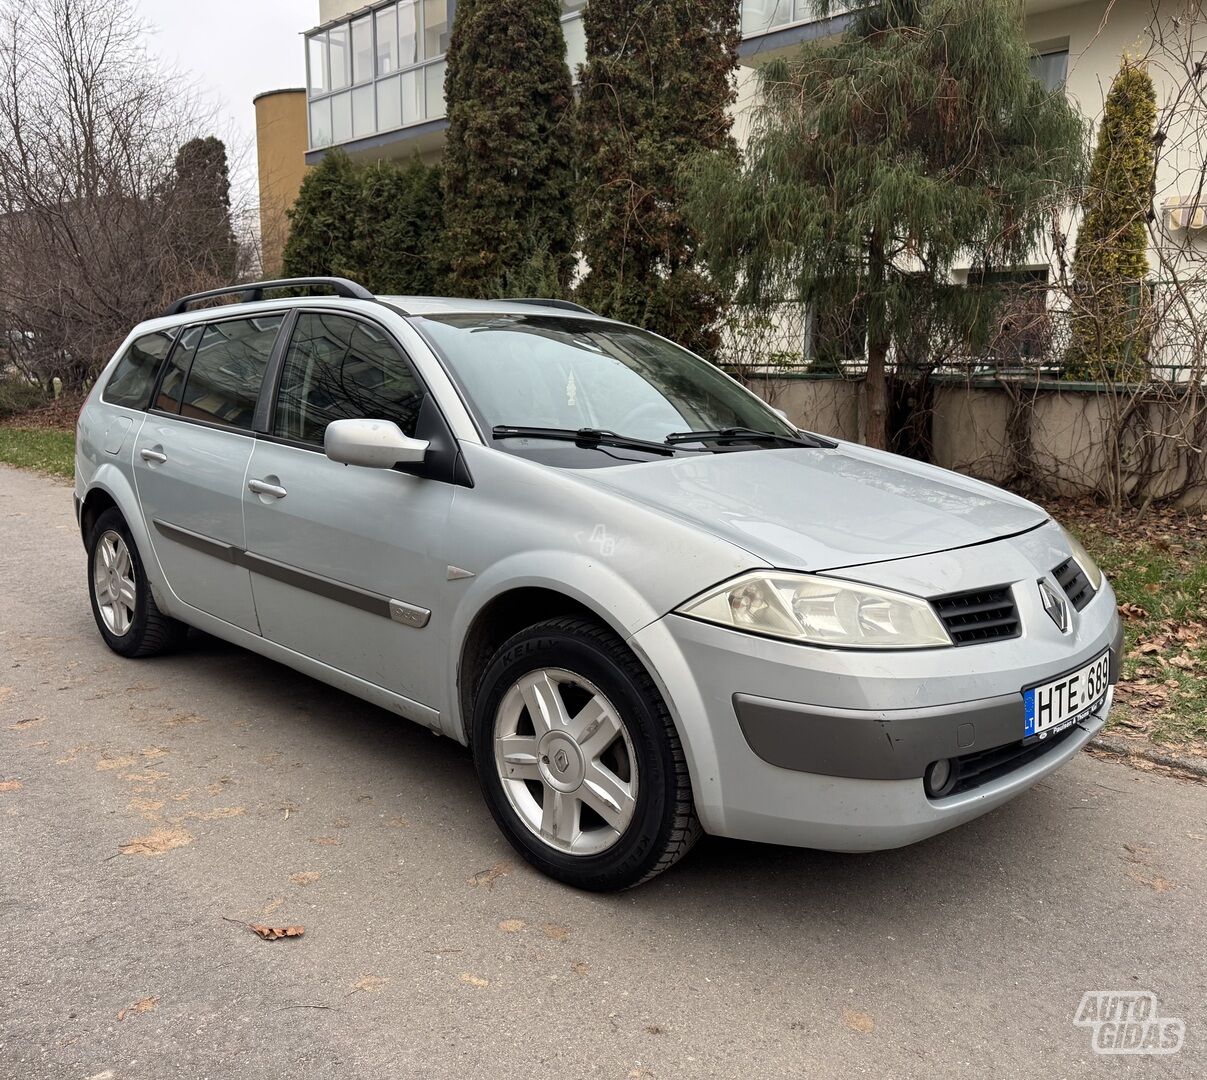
[163,276,374,317]
[509,298,599,316]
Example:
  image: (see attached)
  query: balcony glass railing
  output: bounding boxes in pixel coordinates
[306,0,587,151]
[740,1,850,38]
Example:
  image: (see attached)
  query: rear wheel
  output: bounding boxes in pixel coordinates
[86,507,187,657]
[471,617,700,890]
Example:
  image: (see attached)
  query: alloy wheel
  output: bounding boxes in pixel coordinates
[492,667,639,856]
[93,529,137,637]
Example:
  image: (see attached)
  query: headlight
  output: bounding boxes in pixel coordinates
[676,571,952,649]
[1059,525,1103,590]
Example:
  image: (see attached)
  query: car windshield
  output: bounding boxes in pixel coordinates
[412,313,800,461]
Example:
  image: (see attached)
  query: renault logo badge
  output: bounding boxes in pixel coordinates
[1039,578,1070,633]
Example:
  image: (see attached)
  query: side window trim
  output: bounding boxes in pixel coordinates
[254,308,299,434]
[264,306,437,445]
[147,322,201,417]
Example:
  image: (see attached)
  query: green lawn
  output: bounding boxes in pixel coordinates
[0,427,75,479]
[1066,506,1207,752]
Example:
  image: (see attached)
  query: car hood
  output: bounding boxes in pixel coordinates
[580,443,1048,572]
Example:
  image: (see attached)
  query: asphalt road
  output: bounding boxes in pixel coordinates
[1,462,1204,1080]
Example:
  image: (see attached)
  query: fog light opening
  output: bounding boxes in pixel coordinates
[924,758,957,799]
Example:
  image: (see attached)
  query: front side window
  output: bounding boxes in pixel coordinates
[103,330,177,409]
[273,313,425,444]
[175,316,284,429]
[414,313,799,461]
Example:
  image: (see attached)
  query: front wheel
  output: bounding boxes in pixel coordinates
[471,617,700,890]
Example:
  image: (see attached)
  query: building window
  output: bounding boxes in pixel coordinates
[351,16,374,84]
[375,5,397,75]
[307,32,327,95]
[328,23,350,91]
[352,83,375,138]
[331,90,353,144]
[1029,48,1069,93]
[423,0,452,59]
[309,97,332,148]
[399,0,419,67]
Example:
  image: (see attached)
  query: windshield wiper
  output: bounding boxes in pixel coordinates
[492,426,677,457]
[664,426,817,447]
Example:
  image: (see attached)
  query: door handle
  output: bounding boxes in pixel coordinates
[248,478,288,499]
[139,448,167,464]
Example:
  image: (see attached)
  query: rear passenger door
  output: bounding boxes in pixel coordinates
[133,313,285,633]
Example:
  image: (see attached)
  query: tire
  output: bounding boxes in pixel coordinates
[86,506,187,658]
[471,616,701,891]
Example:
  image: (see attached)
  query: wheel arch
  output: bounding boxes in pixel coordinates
[455,586,614,744]
[79,466,175,612]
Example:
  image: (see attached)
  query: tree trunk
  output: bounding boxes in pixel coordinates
[864,231,889,450]
[864,335,889,450]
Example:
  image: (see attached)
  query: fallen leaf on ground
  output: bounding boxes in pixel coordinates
[163,711,206,727]
[247,923,304,940]
[498,919,525,933]
[186,806,245,821]
[542,924,569,941]
[468,863,510,888]
[8,717,41,730]
[0,687,11,703]
[349,974,388,994]
[311,836,340,846]
[571,961,590,976]
[118,827,193,857]
[127,796,164,820]
[459,973,489,988]
[290,871,322,886]
[1125,869,1174,893]
[0,780,22,793]
[385,816,408,828]
[1118,602,1149,620]
[116,996,157,1021]
[96,753,139,771]
[842,1008,875,1034]
[645,1024,665,1035]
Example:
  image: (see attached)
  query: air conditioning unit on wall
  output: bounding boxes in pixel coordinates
[1165,195,1207,231]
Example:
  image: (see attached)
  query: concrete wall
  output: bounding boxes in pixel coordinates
[760,376,1207,508]
[254,89,310,277]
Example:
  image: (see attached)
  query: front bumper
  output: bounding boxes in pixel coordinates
[627,523,1123,851]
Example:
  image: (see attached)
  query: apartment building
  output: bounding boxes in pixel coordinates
[254,1,1204,276]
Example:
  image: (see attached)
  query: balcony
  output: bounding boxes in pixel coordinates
[305,0,587,159]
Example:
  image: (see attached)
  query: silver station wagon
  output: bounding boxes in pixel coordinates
[76,277,1123,890]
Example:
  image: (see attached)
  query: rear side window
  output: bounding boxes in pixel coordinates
[273,313,425,444]
[155,324,203,413]
[102,330,177,409]
[167,315,284,430]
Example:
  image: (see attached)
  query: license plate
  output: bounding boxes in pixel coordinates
[1023,649,1110,740]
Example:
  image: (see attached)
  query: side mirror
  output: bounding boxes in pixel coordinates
[324,418,429,469]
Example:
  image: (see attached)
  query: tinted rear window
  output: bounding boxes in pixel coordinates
[162,315,284,430]
[102,330,177,409]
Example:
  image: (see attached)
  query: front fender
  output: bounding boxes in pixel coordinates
[443,549,662,741]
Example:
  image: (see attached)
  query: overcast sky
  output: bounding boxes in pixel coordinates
[132,0,317,206]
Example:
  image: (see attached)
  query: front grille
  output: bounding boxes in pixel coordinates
[942,722,1082,798]
[931,586,1021,646]
[1053,557,1095,611]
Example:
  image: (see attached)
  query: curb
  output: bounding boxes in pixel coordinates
[1089,732,1207,781]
